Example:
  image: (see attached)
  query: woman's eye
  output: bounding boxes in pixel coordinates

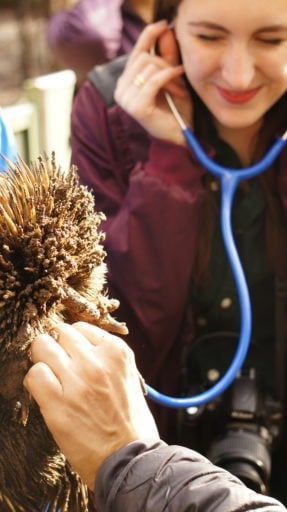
[197,34,221,41]
[258,38,284,45]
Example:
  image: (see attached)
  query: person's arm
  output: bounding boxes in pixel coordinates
[23,322,286,512]
[95,440,286,512]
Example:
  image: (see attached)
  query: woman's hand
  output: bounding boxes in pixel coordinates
[23,322,159,490]
[115,20,192,146]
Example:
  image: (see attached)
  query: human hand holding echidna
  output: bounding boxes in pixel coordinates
[0,153,128,511]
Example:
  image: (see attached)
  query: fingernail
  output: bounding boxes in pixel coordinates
[49,327,60,342]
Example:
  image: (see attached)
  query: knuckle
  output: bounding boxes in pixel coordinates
[23,362,47,391]
[112,338,134,364]
[27,361,46,378]
[144,23,155,37]
[72,321,86,330]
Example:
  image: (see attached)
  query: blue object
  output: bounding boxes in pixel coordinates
[146,93,287,409]
[0,109,18,171]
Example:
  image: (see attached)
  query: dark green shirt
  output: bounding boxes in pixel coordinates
[190,140,276,394]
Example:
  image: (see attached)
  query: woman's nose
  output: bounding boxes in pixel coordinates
[221,44,256,89]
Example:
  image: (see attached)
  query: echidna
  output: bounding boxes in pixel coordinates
[0,153,127,512]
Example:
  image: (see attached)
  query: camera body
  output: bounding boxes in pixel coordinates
[178,333,283,494]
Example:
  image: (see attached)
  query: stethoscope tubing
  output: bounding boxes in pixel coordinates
[183,127,287,180]
[146,93,287,408]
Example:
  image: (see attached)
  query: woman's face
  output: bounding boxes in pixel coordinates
[174,0,287,133]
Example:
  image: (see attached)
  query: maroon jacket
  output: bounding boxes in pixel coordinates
[71,78,287,443]
[47,0,144,84]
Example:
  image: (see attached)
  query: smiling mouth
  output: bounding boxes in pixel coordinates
[217,86,261,104]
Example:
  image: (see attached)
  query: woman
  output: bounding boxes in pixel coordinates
[71,0,287,500]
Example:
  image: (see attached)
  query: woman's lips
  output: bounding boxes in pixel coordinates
[217,86,261,104]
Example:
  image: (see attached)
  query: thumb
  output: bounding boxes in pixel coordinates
[157,26,181,66]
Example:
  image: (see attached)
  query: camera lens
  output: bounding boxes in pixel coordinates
[208,429,271,494]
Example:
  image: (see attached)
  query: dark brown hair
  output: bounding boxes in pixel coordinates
[153,0,182,22]
[191,92,287,285]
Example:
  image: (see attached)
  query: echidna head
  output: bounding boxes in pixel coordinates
[0,154,127,511]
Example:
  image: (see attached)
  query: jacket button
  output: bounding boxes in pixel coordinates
[197,316,207,326]
[220,297,232,309]
[210,180,219,192]
[207,368,220,382]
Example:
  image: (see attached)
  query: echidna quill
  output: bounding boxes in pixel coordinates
[0,153,128,512]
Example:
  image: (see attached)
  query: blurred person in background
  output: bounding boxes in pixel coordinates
[47,0,155,87]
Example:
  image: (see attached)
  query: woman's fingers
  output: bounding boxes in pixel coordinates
[157,25,181,67]
[128,20,168,64]
[122,23,184,98]
[116,51,185,105]
[119,51,178,86]
[114,21,190,145]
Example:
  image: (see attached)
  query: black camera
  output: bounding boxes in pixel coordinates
[178,332,283,495]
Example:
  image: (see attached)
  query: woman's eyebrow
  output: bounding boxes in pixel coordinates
[187,22,287,34]
[255,25,287,33]
[187,22,229,33]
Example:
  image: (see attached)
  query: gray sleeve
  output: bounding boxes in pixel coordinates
[94,440,286,512]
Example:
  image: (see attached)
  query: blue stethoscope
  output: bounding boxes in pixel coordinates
[146,92,287,409]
